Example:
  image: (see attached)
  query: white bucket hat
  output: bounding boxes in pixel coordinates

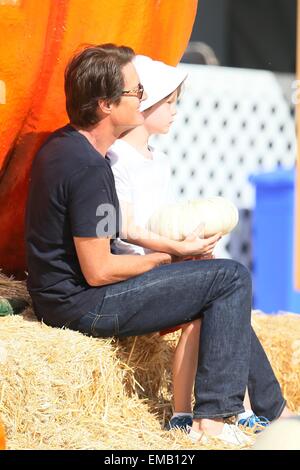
[133,55,187,112]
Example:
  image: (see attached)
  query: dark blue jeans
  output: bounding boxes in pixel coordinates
[68,259,285,420]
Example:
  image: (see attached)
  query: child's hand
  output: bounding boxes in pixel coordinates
[179,232,222,257]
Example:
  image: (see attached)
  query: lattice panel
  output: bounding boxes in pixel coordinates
[152,64,296,268]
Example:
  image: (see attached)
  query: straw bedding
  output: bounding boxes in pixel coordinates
[0,273,299,450]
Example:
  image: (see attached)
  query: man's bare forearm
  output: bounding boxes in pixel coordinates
[91,251,171,286]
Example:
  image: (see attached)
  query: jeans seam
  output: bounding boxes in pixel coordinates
[273,399,287,420]
[91,312,119,336]
[115,314,120,336]
[105,275,192,298]
[91,313,101,335]
[104,269,224,299]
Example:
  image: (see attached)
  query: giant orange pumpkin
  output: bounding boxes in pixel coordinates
[0,0,198,277]
[0,418,6,450]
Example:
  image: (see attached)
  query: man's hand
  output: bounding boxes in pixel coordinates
[147,252,172,266]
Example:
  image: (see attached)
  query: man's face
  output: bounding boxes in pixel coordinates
[110,61,146,133]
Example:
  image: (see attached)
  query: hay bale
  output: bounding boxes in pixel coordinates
[0,311,250,450]
[0,273,299,450]
[252,311,300,412]
[0,271,31,303]
[0,270,31,316]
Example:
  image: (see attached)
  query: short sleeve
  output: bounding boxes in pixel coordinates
[68,165,118,238]
[109,155,133,204]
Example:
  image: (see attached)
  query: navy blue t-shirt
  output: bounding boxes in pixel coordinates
[25,124,120,327]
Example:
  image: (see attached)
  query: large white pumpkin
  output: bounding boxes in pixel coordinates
[147,197,239,240]
[253,418,300,450]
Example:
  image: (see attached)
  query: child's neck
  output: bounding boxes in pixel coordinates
[121,126,153,159]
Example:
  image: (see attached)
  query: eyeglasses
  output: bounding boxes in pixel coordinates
[121,82,144,100]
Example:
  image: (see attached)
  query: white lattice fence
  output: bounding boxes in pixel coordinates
[152,64,296,269]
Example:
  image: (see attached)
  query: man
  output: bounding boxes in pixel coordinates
[25,44,289,446]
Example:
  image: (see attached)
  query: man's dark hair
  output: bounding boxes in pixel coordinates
[65,43,135,127]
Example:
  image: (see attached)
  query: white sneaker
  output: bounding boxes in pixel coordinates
[188,423,253,447]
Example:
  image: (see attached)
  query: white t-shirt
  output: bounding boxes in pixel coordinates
[108,139,172,255]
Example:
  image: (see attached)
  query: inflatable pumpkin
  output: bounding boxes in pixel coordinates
[0,0,198,277]
[148,197,239,240]
[0,418,6,450]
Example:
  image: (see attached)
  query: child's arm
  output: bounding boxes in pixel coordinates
[120,201,221,257]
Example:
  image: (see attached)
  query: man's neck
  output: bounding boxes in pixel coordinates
[72,120,117,157]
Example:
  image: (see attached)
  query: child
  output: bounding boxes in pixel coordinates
[108,55,268,434]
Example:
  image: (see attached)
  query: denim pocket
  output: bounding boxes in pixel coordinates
[91,314,119,337]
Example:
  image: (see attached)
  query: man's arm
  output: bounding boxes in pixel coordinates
[74,236,172,287]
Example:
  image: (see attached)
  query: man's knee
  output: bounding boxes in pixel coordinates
[230,260,252,290]
[219,259,251,287]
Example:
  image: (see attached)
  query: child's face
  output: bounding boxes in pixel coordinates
[143,91,178,135]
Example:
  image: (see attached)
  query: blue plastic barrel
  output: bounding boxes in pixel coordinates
[249,168,300,313]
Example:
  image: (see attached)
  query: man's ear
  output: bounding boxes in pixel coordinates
[98,99,112,115]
